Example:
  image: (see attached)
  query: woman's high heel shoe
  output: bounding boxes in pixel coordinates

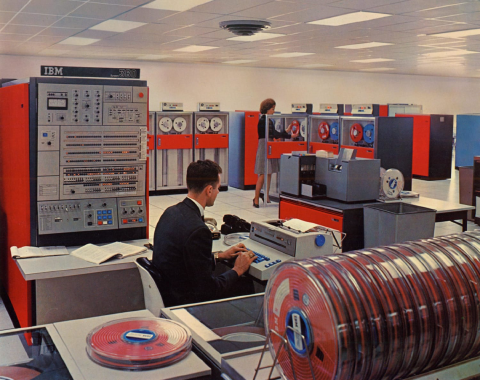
[253,199,259,208]
[259,193,265,203]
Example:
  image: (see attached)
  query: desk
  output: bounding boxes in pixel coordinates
[15,239,152,325]
[401,197,474,232]
[279,195,476,252]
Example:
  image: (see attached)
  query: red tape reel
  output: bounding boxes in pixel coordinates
[291,120,300,134]
[318,122,330,140]
[350,123,363,143]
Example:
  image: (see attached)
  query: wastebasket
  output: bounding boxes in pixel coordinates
[458,166,474,221]
[363,202,436,248]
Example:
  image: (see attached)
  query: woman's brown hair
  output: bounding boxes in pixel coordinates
[260,98,276,114]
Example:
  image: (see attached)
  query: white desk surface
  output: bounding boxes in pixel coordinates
[53,309,211,380]
[400,196,475,214]
[221,352,280,380]
[15,238,152,281]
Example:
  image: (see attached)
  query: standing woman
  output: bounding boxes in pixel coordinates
[253,99,298,208]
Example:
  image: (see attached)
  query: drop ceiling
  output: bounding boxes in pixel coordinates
[2,0,480,77]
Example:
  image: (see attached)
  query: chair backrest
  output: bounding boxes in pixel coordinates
[135,257,165,316]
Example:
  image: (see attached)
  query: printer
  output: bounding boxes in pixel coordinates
[315,148,380,202]
[241,219,335,281]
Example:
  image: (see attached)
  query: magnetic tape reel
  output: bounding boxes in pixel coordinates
[173,117,187,132]
[350,123,363,143]
[363,123,375,144]
[158,117,173,133]
[380,168,404,200]
[318,121,330,141]
[290,120,300,135]
[196,117,209,132]
[300,120,307,138]
[330,122,339,141]
[210,117,223,132]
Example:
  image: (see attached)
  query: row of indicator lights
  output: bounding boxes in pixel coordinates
[122,218,144,224]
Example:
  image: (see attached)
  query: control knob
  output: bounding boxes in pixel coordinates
[102,203,107,207]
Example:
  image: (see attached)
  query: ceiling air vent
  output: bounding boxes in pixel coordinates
[219,20,271,36]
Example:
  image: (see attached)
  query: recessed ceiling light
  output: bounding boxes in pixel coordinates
[223,60,257,64]
[59,37,100,46]
[227,33,285,42]
[422,49,478,57]
[270,52,314,58]
[351,58,395,63]
[359,67,395,71]
[174,45,219,52]
[139,54,171,60]
[429,28,480,38]
[336,42,393,49]
[308,11,391,26]
[142,0,212,11]
[91,20,146,33]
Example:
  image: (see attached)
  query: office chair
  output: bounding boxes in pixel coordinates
[135,257,165,316]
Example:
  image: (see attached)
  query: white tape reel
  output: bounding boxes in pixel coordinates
[300,120,307,138]
[196,117,209,132]
[210,117,223,132]
[381,168,404,199]
[173,117,187,133]
[158,117,172,133]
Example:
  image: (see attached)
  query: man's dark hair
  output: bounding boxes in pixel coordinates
[187,160,222,193]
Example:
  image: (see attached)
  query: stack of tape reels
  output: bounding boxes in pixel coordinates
[86,317,192,370]
[264,230,480,380]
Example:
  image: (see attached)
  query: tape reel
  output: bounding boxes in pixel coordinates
[330,122,339,141]
[196,117,209,132]
[210,117,223,132]
[290,120,300,134]
[318,121,330,140]
[363,123,375,144]
[158,117,173,133]
[350,123,363,143]
[381,168,404,199]
[300,120,307,138]
[173,117,187,133]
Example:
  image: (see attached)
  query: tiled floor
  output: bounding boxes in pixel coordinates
[0,163,476,331]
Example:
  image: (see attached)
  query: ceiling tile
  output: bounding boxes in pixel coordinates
[39,27,82,36]
[164,25,217,37]
[270,5,355,23]
[113,7,177,23]
[23,0,85,16]
[52,17,102,29]
[232,1,310,18]
[1,24,45,34]
[0,0,31,13]
[369,0,466,15]
[170,36,219,45]
[101,32,187,44]
[0,34,31,42]
[403,2,480,19]
[27,34,67,43]
[9,12,62,26]
[128,22,175,34]
[328,0,405,11]
[0,11,15,24]
[74,29,120,39]
[188,0,274,15]
[70,3,135,19]
[93,0,155,5]
[156,11,222,25]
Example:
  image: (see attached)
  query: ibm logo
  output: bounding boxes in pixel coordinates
[43,66,63,76]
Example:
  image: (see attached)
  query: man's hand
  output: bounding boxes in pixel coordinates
[219,243,248,260]
[232,250,257,276]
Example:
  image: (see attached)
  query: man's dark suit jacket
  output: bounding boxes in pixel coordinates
[152,197,238,306]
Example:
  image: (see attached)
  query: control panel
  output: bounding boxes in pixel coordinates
[198,102,220,112]
[36,82,148,235]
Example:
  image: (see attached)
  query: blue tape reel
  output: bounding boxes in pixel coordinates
[330,122,339,141]
[363,123,375,144]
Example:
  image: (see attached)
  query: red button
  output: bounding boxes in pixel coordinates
[137,200,142,205]
[138,92,144,98]
[123,219,128,224]
[97,221,102,225]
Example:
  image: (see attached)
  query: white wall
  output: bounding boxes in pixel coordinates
[1,54,479,115]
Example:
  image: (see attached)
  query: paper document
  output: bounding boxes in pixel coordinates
[282,219,318,233]
[11,246,69,259]
[71,242,147,264]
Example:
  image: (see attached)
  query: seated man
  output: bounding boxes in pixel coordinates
[153,159,256,307]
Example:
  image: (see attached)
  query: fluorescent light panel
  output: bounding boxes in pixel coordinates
[174,45,218,52]
[351,58,395,63]
[422,49,478,58]
[91,20,146,33]
[270,52,314,58]
[223,60,257,64]
[139,54,171,60]
[142,0,212,11]
[308,11,391,26]
[430,28,480,38]
[336,42,393,49]
[360,67,395,71]
[297,64,332,68]
[227,33,284,42]
[59,37,100,46]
